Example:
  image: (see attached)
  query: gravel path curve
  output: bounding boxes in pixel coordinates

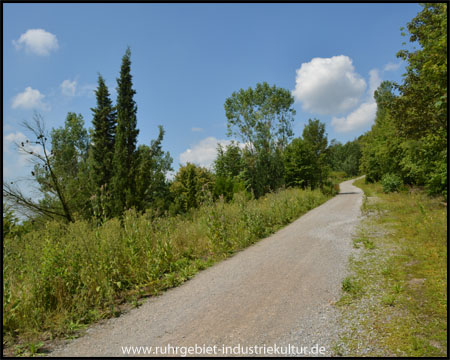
[50,179,363,357]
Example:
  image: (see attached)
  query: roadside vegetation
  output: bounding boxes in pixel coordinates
[2,3,446,356]
[3,187,331,353]
[334,178,447,357]
[334,6,447,356]
[359,3,447,199]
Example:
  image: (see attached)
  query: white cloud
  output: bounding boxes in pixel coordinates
[368,69,382,98]
[4,132,27,154]
[331,102,377,133]
[180,137,239,169]
[191,127,204,132]
[60,79,95,98]
[292,55,366,115]
[11,87,50,111]
[4,131,43,157]
[61,79,77,96]
[384,62,401,72]
[331,69,382,133]
[3,132,44,180]
[13,29,59,56]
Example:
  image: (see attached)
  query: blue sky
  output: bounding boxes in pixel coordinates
[3,3,422,189]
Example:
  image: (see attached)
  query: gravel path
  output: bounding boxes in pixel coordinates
[50,179,363,357]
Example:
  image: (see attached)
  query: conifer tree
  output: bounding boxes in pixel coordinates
[111,47,139,215]
[90,74,117,192]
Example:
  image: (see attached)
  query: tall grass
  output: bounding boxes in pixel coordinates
[3,187,331,345]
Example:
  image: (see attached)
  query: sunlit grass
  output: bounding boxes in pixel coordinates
[335,178,447,357]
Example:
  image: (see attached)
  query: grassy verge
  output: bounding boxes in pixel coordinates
[333,178,447,357]
[3,187,332,355]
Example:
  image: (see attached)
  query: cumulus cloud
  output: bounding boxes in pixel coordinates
[61,79,77,96]
[13,29,59,56]
[331,102,377,133]
[292,55,366,115]
[11,87,50,110]
[180,137,242,168]
[331,69,382,133]
[384,62,401,72]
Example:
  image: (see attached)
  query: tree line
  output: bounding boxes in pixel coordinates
[4,58,357,228]
[4,3,445,232]
[359,3,447,198]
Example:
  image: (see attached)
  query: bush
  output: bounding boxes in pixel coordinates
[3,187,333,344]
[381,173,403,193]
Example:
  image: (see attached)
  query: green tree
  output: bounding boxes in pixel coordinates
[283,137,316,188]
[302,119,330,187]
[360,4,447,197]
[48,112,91,217]
[328,138,362,177]
[393,3,447,196]
[111,47,139,216]
[135,126,173,212]
[393,3,447,139]
[3,114,88,223]
[360,82,402,182]
[213,143,246,200]
[90,74,117,194]
[170,163,214,213]
[214,142,243,179]
[224,82,295,197]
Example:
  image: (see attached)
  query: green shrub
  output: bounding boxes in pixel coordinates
[3,187,332,344]
[381,173,403,193]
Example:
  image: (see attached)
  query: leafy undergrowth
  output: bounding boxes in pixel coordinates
[333,178,447,357]
[3,187,332,355]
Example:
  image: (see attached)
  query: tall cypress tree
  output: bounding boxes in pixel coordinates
[91,74,117,192]
[111,47,139,215]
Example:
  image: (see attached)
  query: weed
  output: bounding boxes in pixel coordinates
[342,277,362,295]
[3,187,331,347]
[381,294,397,306]
[335,178,447,357]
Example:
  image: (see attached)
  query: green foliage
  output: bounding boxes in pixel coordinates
[342,276,363,296]
[169,163,214,214]
[240,146,285,198]
[284,119,331,190]
[214,142,243,179]
[135,126,173,213]
[90,74,117,216]
[224,82,295,197]
[302,118,330,186]
[213,143,247,201]
[3,203,18,238]
[381,173,403,193]
[361,4,447,197]
[328,138,362,177]
[339,178,447,357]
[393,3,447,140]
[3,187,331,344]
[33,112,91,220]
[283,137,315,188]
[111,47,139,216]
[224,82,295,148]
